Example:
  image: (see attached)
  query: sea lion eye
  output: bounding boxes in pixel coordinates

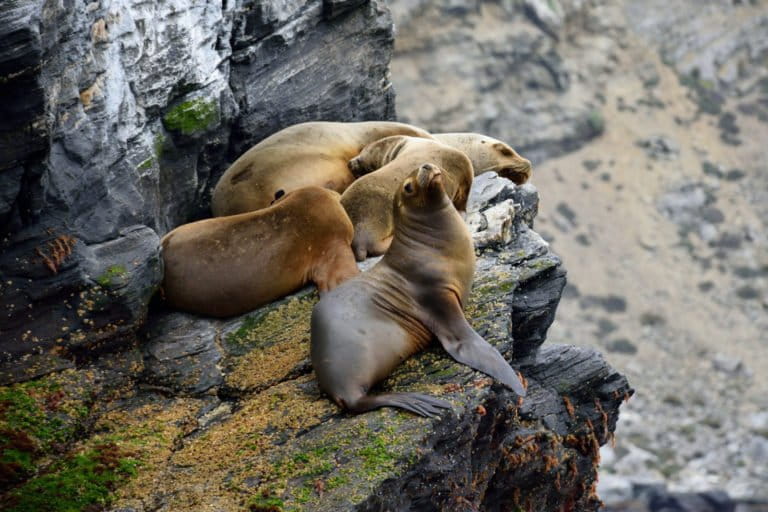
[274,189,285,200]
[404,182,414,194]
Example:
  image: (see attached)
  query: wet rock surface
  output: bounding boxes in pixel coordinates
[0,0,397,384]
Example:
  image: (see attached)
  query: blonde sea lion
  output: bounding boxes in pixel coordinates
[211,121,433,216]
[342,136,473,260]
[161,187,359,318]
[433,132,532,184]
[311,164,526,417]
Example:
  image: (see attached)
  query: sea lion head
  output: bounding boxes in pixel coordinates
[396,163,451,215]
[489,143,532,184]
[349,136,409,177]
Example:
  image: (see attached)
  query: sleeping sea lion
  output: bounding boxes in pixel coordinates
[162,187,359,318]
[311,163,526,417]
[433,132,532,184]
[211,121,433,216]
[341,136,473,260]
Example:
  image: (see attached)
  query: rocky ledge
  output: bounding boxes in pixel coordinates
[0,0,633,508]
[0,175,632,511]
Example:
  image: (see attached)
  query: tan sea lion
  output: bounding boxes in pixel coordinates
[433,132,532,184]
[311,163,526,417]
[161,187,359,318]
[342,136,473,260]
[211,121,433,216]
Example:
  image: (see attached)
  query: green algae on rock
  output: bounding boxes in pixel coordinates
[162,98,219,135]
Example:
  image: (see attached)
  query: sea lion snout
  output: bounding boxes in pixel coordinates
[348,157,363,177]
[497,158,532,184]
[417,163,442,188]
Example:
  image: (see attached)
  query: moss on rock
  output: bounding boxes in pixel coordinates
[224,292,318,393]
[163,98,219,135]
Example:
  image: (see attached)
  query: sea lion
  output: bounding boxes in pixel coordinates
[433,132,532,184]
[211,121,433,216]
[161,187,359,318]
[342,136,473,260]
[311,163,526,417]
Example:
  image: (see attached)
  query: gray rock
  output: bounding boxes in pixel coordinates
[599,473,634,506]
[470,200,516,249]
[0,0,397,384]
[657,181,722,239]
[637,135,680,160]
[712,353,749,377]
[467,172,517,213]
[747,411,768,436]
[142,312,223,395]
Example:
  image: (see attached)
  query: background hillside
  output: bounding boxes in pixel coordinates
[389,0,768,504]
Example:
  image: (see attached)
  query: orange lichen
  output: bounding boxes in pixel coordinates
[568,459,578,479]
[563,396,575,419]
[443,382,461,393]
[595,398,609,441]
[35,235,76,274]
[517,371,528,391]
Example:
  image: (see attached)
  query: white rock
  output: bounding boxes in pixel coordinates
[600,444,617,467]
[596,473,633,505]
[471,199,515,248]
[747,411,768,434]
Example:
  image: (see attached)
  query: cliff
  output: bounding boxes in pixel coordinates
[1,0,396,383]
[0,1,632,510]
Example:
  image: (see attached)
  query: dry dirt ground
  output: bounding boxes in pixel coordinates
[535,40,768,498]
[389,0,768,500]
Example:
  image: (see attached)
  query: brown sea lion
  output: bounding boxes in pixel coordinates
[433,132,532,184]
[161,187,359,318]
[211,121,433,216]
[342,136,473,260]
[311,163,526,417]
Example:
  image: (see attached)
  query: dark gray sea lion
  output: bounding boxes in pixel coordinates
[311,163,527,417]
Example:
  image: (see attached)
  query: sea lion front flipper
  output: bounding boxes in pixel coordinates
[425,293,527,397]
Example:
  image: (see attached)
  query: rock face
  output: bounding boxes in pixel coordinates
[0,0,397,384]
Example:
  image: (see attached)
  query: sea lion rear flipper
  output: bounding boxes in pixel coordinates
[426,294,527,397]
[344,392,451,418]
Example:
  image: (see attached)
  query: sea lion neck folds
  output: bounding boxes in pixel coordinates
[341,136,474,260]
[311,165,526,418]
